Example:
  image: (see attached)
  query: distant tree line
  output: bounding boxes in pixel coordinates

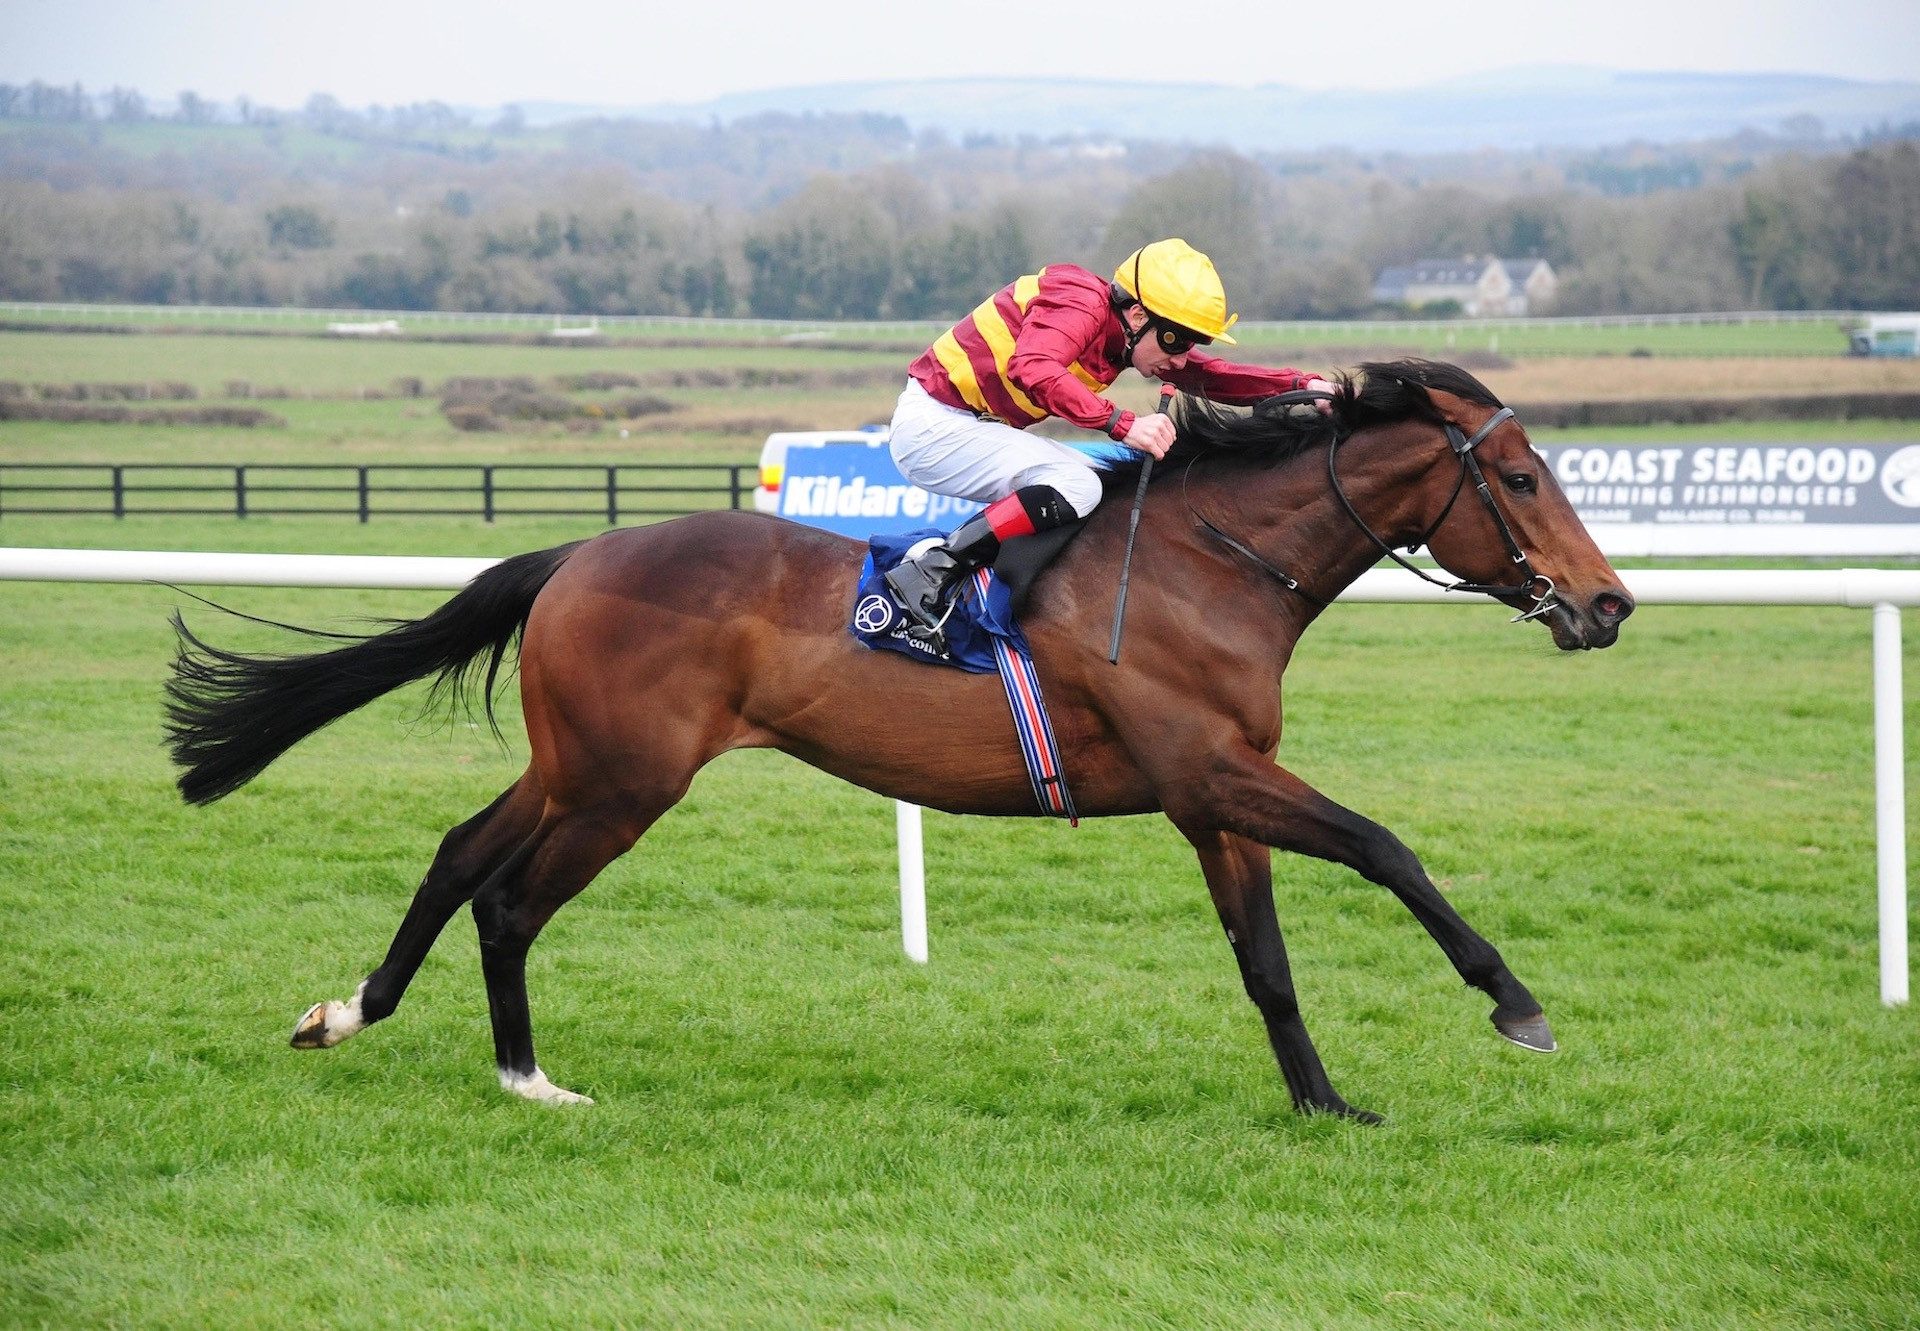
[0,84,1915,317]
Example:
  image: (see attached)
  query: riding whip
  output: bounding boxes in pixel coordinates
[1107,384,1174,664]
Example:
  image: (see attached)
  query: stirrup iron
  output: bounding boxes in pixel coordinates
[906,594,959,642]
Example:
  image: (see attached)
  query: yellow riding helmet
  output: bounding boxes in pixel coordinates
[1113,238,1239,345]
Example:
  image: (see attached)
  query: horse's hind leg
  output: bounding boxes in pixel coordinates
[1183,827,1381,1123]
[291,772,545,1050]
[469,796,669,1105]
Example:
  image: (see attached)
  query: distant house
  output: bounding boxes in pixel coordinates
[1502,258,1558,314]
[1371,257,1557,317]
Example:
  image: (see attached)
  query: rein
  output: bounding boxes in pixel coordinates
[1192,511,1330,608]
[1195,394,1560,624]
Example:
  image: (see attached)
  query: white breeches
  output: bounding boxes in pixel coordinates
[888,380,1106,517]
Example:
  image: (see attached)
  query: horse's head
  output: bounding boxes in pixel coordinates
[1146,359,1633,649]
[1406,382,1634,651]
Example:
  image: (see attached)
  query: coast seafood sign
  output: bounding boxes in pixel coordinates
[1534,441,1920,555]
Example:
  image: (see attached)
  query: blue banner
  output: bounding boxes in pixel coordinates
[775,443,983,537]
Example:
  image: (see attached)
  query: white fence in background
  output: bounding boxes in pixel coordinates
[0,546,1910,1005]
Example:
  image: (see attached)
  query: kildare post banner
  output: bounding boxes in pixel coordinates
[1535,440,1920,556]
[777,443,982,538]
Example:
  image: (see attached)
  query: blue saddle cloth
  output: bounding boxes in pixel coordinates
[849,529,1030,674]
[850,529,1076,821]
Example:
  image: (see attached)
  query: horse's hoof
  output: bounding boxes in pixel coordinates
[290,985,367,1049]
[499,1067,594,1106]
[290,1003,331,1048]
[290,1001,352,1049]
[1306,1101,1385,1126]
[1493,1010,1557,1053]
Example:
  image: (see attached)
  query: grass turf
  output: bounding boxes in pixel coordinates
[0,302,1858,357]
[2,511,1917,1328]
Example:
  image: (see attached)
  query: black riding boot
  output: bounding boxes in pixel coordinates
[884,511,1000,639]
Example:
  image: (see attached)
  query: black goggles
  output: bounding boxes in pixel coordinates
[1150,319,1210,354]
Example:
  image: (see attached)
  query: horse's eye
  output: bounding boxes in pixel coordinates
[1503,473,1537,496]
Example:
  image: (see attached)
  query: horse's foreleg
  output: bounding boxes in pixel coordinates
[292,772,545,1050]
[1187,754,1554,1054]
[470,799,658,1105]
[1182,828,1380,1122]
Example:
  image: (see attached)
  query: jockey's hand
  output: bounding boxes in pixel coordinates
[1306,377,1337,413]
[1125,411,1176,460]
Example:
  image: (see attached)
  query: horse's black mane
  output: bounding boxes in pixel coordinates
[1099,357,1503,500]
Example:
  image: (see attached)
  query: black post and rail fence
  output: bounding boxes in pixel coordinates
[0,463,758,523]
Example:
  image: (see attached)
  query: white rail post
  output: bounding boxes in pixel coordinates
[895,801,928,964]
[1873,602,1910,1005]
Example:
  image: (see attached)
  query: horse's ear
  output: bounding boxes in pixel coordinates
[1420,386,1473,428]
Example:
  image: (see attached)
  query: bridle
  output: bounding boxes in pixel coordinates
[1193,392,1561,624]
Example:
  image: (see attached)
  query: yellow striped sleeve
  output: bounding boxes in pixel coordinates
[1012,272,1041,307]
[969,305,1043,421]
[931,331,990,416]
[1068,361,1106,392]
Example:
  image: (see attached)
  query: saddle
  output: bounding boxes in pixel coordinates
[850,522,1084,673]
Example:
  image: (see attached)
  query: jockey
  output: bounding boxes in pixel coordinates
[883,237,1335,635]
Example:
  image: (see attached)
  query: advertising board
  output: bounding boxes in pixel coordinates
[774,442,982,538]
[1537,440,1920,556]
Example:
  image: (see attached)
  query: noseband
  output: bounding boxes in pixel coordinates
[1195,395,1560,623]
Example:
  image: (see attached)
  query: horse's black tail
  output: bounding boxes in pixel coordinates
[165,541,584,805]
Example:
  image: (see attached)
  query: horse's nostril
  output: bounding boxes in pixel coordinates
[1593,592,1633,623]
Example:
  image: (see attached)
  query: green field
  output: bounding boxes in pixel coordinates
[0,329,898,395]
[5,326,1916,483]
[4,327,1918,1327]
[0,331,904,486]
[3,511,1917,1328]
[2,300,1861,358]
[1239,317,1856,359]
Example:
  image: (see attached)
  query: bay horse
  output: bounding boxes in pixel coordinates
[166,358,1633,1122]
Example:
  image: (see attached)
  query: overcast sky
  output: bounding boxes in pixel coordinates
[5,0,1917,110]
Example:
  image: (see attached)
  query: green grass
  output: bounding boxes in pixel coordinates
[0,331,897,396]
[1230,317,1856,359]
[1544,418,1920,444]
[2,510,1918,1328]
[2,303,1860,357]
[0,331,903,475]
